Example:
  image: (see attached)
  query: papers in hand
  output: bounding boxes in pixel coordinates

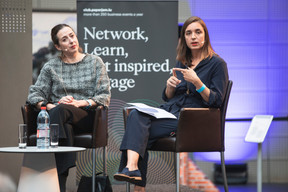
[127,103,177,119]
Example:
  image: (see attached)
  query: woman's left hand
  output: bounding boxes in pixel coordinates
[58,95,80,108]
[64,99,81,108]
[173,68,200,84]
[174,68,210,102]
[59,98,92,108]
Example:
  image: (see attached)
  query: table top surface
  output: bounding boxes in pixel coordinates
[0,146,86,153]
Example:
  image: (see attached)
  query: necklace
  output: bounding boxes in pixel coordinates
[60,61,69,96]
[59,54,85,95]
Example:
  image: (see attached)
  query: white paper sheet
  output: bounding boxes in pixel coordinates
[127,103,177,119]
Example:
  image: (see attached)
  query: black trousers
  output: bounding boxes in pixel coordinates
[48,104,95,191]
[119,109,178,187]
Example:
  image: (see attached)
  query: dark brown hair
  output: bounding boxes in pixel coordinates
[50,24,83,53]
[176,16,215,67]
[51,24,71,46]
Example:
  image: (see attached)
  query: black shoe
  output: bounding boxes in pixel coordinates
[114,167,142,182]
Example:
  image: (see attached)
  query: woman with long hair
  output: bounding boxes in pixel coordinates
[114,16,228,192]
[27,24,111,192]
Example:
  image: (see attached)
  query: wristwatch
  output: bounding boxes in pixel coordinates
[85,99,92,108]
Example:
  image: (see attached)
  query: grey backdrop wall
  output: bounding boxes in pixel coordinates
[0,0,32,185]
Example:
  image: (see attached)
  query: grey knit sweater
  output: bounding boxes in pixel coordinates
[27,54,111,107]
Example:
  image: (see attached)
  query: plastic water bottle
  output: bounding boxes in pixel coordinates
[37,106,50,149]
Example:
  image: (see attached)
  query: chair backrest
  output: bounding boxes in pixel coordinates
[220,80,233,151]
[175,80,233,153]
[90,105,108,148]
[21,104,39,146]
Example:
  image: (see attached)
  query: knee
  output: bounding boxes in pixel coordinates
[49,104,73,121]
[128,109,143,119]
[126,109,139,124]
[50,104,71,114]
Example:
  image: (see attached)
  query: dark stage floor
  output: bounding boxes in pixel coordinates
[218,183,288,192]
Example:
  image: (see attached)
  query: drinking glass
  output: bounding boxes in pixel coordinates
[50,124,59,148]
[18,124,27,149]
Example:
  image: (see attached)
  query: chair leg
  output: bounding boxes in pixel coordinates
[92,148,96,192]
[103,146,106,174]
[176,153,180,192]
[126,182,130,192]
[125,148,130,192]
[220,152,229,192]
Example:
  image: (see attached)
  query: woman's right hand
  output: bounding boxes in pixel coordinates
[58,95,74,104]
[167,68,181,88]
[37,101,56,110]
[167,76,181,88]
[46,103,56,110]
[165,68,181,99]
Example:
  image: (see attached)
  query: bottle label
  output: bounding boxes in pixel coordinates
[37,129,49,137]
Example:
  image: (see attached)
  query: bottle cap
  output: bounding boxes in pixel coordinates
[40,106,47,110]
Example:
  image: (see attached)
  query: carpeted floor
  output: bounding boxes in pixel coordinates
[112,184,201,192]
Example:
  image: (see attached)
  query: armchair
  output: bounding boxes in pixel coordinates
[123,80,233,192]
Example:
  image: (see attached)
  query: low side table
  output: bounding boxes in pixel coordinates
[0,146,86,192]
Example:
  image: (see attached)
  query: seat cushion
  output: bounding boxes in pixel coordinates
[74,134,93,148]
[149,137,176,152]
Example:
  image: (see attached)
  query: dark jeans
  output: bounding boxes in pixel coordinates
[119,109,178,187]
